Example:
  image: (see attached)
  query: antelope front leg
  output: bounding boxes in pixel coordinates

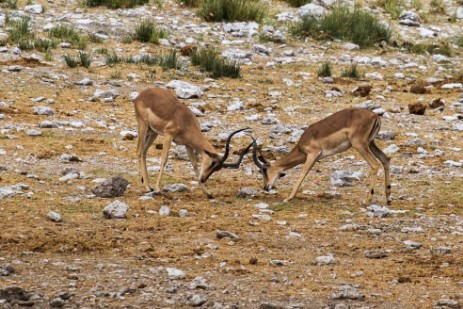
[186,147,213,199]
[155,135,173,192]
[284,152,319,203]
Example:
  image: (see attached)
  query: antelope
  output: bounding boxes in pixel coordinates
[251,108,391,205]
[134,87,252,198]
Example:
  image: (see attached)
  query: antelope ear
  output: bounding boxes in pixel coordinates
[204,150,219,159]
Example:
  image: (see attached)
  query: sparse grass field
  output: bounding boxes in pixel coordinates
[1,0,463,308]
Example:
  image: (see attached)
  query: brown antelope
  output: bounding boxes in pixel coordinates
[134,87,251,198]
[251,108,391,205]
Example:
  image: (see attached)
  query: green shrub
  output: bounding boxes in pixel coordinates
[379,0,404,19]
[197,0,267,22]
[78,51,92,68]
[44,48,53,61]
[133,20,168,44]
[429,0,445,14]
[317,61,332,77]
[290,5,391,48]
[282,0,311,7]
[34,38,58,52]
[84,0,149,9]
[456,36,463,48]
[87,33,103,43]
[157,50,181,70]
[0,0,18,9]
[105,51,124,66]
[341,63,361,78]
[8,17,34,44]
[178,0,203,6]
[405,40,452,56]
[191,47,241,78]
[49,24,87,49]
[63,54,78,68]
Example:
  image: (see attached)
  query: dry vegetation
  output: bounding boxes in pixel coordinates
[1,0,463,308]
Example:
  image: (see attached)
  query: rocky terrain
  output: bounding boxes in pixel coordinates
[1,0,463,308]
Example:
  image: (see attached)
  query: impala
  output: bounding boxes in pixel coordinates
[252,108,391,205]
[134,87,251,198]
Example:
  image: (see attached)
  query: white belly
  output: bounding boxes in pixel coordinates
[318,141,351,160]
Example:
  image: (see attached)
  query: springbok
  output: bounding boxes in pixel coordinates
[134,87,251,198]
[251,108,391,205]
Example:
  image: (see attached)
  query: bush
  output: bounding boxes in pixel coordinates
[105,50,181,70]
[191,47,241,78]
[78,51,92,68]
[84,0,149,9]
[429,0,445,14]
[341,63,361,78]
[106,51,124,66]
[282,0,311,7]
[0,0,17,9]
[317,61,332,77]
[290,5,391,48]
[157,50,181,70]
[197,0,267,22]
[133,20,168,44]
[178,0,203,6]
[34,38,58,52]
[378,0,404,20]
[49,24,87,49]
[8,17,34,44]
[456,36,463,48]
[405,40,452,57]
[63,54,78,68]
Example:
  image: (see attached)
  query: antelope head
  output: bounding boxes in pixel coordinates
[251,136,285,191]
[199,127,253,183]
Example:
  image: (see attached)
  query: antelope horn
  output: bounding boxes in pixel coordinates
[222,141,253,169]
[219,127,251,165]
[251,136,264,171]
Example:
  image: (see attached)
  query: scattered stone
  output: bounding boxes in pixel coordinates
[166,267,185,280]
[47,211,63,222]
[103,200,129,219]
[0,287,31,303]
[430,247,451,256]
[92,89,120,101]
[365,250,388,259]
[186,294,208,307]
[159,205,171,216]
[236,187,259,198]
[166,80,203,99]
[0,264,15,276]
[436,298,459,308]
[252,214,272,221]
[24,4,43,14]
[216,230,239,240]
[75,78,94,86]
[39,120,58,128]
[298,3,325,17]
[26,129,42,136]
[408,102,427,115]
[403,240,422,250]
[190,276,208,289]
[33,106,54,116]
[178,209,188,217]
[49,298,65,308]
[120,130,138,140]
[92,176,128,198]
[316,254,336,265]
[330,285,365,300]
[430,98,445,110]
[259,304,283,309]
[401,227,424,233]
[331,170,361,187]
[163,183,188,193]
[269,259,289,266]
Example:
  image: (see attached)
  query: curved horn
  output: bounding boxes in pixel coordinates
[251,136,264,170]
[219,127,251,165]
[222,141,253,169]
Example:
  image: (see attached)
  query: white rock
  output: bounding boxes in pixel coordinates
[24,4,43,14]
[442,83,462,89]
[316,254,336,265]
[33,106,54,116]
[103,200,129,219]
[227,98,244,111]
[26,129,42,136]
[298,3,326,17]
[166,267,185,279]
[166,80,203,99]
[48,211,63,222]
[365,72,384,81]
[383,144,400,155]
[343,43,359,50]
[159,205,171,216]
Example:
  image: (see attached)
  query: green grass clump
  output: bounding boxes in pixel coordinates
[197,0,267,22]
[377,0,404,20]
[105,50,181,70]
[132,20,168,44]
[84,0,149,9]
[291,5,391,48]
[105,51,124,66]
[317,61,332,77]
[157,50,181,70]
[341,63,361,78]
[282,0,311,7]
[8,17,34,46]
[191,47,241,78]
[429,0,445,14]
[0,0,18,9]
[405,40,452,57]
[455,36,463,48]
[33,38,58,52]
[49,24,87,49]
[63,51,92,68]
[178,0,203,6]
